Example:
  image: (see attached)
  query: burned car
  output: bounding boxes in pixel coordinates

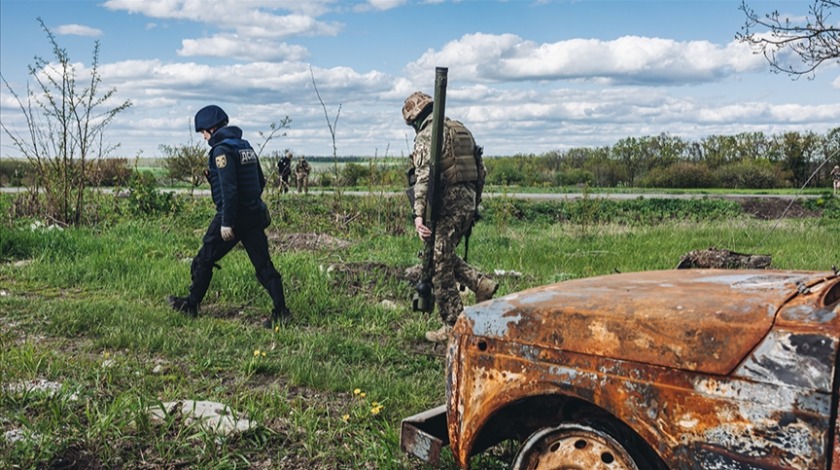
[401,269,840,469]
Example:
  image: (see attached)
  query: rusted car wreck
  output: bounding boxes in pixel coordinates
[401,268,840,469]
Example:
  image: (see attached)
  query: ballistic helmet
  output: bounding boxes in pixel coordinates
[194,105,229,132]
[402,91,433,126]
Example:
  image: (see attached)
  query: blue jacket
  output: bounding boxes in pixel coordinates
[206,126,266,227]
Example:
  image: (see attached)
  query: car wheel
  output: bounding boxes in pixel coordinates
[511,423,641,470]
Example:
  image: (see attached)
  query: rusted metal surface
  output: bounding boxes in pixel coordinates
[436,269,840,469]
[400,405,448,465]
[512,424,640,469]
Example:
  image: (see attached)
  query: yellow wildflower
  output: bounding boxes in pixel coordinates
[353,388,361,395]
[253,349,261,357]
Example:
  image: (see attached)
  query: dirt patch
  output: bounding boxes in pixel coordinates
[324,262,409,298]
[676,247,772,270]
[268,232,352,251]
[732,197,821,220]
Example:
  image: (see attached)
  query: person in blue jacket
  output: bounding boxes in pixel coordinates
[169,105,291,328]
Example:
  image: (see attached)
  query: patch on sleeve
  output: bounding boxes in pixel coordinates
[215,154,227,169]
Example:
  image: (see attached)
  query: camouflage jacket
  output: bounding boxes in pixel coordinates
[410,114,482,218]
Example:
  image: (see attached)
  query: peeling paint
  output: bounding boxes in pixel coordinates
[401,269,840,469]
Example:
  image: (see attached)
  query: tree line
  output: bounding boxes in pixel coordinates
[486,129,840,190]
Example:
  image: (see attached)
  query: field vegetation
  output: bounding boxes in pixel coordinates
[2,187,840,469]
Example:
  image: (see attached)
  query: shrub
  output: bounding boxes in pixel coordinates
[714,160,788,189]
[126,170,181,217]
[639,162,715,188]
[0,159,33,187]
[554,168,594,186]
[86,158,133,187]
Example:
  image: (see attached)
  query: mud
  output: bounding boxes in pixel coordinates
[733,197,821,220]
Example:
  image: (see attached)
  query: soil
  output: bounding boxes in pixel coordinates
[731,196,821,220]
[267,232,352,251]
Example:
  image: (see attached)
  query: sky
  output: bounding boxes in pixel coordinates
[0,0,838,160]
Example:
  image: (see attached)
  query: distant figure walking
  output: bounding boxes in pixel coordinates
[277,151,293,194]
[831,165,840,196]
[295,156,311,194]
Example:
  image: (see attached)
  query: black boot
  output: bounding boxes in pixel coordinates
[263,307,291,329]
[168,296,198,317]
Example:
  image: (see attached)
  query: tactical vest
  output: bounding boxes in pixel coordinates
[440,120,479,185]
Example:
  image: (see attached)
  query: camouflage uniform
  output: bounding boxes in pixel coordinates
[411,113,493,327]
[295,157,311,194]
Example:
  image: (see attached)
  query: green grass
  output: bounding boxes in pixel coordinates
[1,191,839,469]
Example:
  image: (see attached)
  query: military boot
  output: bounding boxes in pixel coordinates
[474,277,499,303]
[168,296,197,317]
[424,325,452,343]
[263,307,291,329]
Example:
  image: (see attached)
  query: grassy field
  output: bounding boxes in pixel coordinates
[1,191,839,469]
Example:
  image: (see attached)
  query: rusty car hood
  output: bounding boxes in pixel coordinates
[460,269,832,375]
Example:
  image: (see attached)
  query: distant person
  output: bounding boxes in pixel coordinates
[402,91,498,343]
[169,105,291,329]
[295,156,311,194]
[277,151,293,193]
[832,165,840,196]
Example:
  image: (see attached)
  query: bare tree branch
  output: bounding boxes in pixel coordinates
[737,0,840,77]
[309,65,342,187]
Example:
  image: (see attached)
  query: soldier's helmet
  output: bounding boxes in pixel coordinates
[194,105,229,132]
[402,91,433,126]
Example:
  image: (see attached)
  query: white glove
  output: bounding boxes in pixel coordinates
[221,226,235,241]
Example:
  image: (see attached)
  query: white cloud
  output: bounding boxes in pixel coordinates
[361,0,408,11]
[407,33,768,86]
[179,35,309,61]
[102,0,341,38]
[54,24,103,37]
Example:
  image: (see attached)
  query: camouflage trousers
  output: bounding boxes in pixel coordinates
[433,183,485,326]
[296,174,309,193]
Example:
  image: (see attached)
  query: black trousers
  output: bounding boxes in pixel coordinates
[188,214,286,313]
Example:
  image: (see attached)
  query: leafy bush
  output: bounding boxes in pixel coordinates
[554,168,594,186]
[0,159,33,187]
[340,163,372,187]
[86,158,133,187]
[713,160,788,189]
[639,161,716,188]
[160,142,207,189]
[126,171,181,217]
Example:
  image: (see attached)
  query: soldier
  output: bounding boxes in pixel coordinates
[169,105,291,329]
[295,155,311,194]
[831,165,840,196]
[402,91,498,343]
[277,151,293,193]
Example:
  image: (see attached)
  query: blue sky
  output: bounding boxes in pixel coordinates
[1,0,838,160]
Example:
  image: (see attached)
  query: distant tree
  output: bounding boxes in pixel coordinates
[738,0,840,77]
[778,131,821,187]
[160,141,206,192]
[0,18,131,225]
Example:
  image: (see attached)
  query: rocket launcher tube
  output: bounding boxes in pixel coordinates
[412,67,448,313]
